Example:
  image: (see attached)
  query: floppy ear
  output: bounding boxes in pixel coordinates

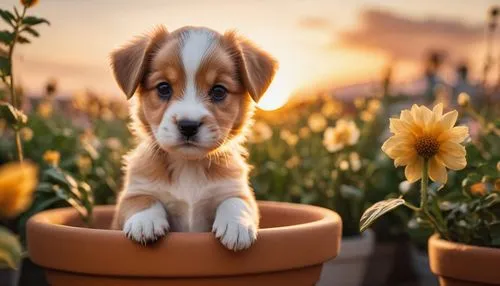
[110,26,168,99]
[226,32,278,102]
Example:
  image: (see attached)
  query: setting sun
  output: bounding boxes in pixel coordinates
[257,71,293,111]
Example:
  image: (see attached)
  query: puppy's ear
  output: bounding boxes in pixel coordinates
[111,26,168,99]
[225,31,278,102]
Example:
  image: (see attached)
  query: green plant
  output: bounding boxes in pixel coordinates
[0,0,49,162]
[360,102,500,247]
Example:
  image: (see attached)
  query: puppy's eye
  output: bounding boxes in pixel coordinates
[156,82,173,100]
[209,85,227,102]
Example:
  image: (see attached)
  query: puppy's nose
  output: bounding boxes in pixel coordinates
[178,120,201,138]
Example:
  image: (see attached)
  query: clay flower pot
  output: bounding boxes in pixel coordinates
[429,234,500,286]
[27,201,341,286]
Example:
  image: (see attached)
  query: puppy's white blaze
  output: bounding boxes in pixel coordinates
[181,29,215,78]
[176,29,215,121]
[212,198,257,251]
[123,201,169,242]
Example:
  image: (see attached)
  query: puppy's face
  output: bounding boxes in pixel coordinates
[111,27,277,159]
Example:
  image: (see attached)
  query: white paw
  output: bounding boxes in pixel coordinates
[212,198,258,251]
[123,202,169,244]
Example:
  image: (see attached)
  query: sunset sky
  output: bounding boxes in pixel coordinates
[4,0,499,109]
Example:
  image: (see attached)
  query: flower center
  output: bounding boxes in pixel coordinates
[415,135,440,159]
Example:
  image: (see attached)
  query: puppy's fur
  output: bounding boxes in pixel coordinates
[110,26,277,251]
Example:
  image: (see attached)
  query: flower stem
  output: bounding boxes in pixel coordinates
[7,6,27,162]
[419,158,450,240]
[420,159,429,210]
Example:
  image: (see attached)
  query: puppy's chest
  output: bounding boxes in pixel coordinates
[157,166,216,232]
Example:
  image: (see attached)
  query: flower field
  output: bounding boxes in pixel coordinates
[1,1,500,285]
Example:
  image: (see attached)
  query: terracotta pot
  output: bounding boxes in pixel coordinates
[27,201,341,286]
[317,230,375,286]
[429,234,500,286]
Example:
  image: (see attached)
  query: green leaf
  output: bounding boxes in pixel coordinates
[16,35,30,44]
[0,30,14,45]
[22,16,50,26]
[360,198,405,232]
[0,227,22,269]
[0,9,15,27]
[0,102,17,124]
[0,54,10,76]
[22,26,39,37]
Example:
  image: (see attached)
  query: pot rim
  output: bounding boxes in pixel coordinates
[27,201,342,278]
[428,234,500,284]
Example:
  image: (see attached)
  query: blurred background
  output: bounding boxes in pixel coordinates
[0,0,499,286]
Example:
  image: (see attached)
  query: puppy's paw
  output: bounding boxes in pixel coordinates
[212,218,257,251]
[123,202,169,244]
[212,198,258,251]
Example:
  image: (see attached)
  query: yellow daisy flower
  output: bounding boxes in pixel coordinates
[308,113,327,133]
[0,162,38,218]
[43,150,60,167]
[248,121,272,143]
[381,104,468,184]
[323,119,360,152]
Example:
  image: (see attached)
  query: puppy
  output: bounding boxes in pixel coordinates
[109,26,277,251]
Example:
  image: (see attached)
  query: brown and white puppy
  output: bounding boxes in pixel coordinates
[110,26,277,251]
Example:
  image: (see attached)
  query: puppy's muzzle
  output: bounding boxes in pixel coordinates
[178,119,202,139]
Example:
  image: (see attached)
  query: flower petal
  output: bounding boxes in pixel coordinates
[394,153,417,167]
[437,153,467,170]
[440,141,466,157]
[432,103,443,118]
[400,110,413,124]
[405,158,423,183]
[440,110,458,130]
[428,157,448,184]
[442,126,469,143]
[420,105,434,125]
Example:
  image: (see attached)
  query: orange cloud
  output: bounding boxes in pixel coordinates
[336,9,485,62]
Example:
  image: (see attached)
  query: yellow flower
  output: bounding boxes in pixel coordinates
[367,99,381,114]
[37,100,53,118]
[0,162,38,218]
[323,119,360,152]
[280,129,292,140]
[458,93,470,107]
[349,152,362,171]
[308,113,327,132]
[43,150,60,166]
[21,0,38,7]
[286,134,299,146]
[360,111,375,122]
[299,127,310,139]
[382,104,469,184]
[470,183,487,196]
[280,130,298,146]
[20,127,33,142]
[321,100,342,118]
[339,160,349,171]
[354,97,366,109]
[248,121,272,143]
[285,156,301,168]
[76,155,92,175]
